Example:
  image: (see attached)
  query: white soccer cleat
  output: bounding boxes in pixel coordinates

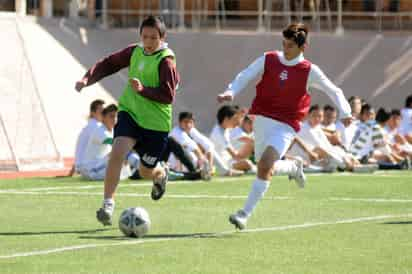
[229,210,248,230]
[289,158,306,188]
[96,202,114,226]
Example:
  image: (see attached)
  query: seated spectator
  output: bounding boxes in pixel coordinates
[78,104,139,180]
[384,109,412,161]
[230,114,255,164]
[169,112,213,179]
[210,105,254,174]
[400,94,412,143]
[289,105,362,172]
[321,105,342,146]
[351,103,375,147]
[336,98,360,151]
[71,99,105,176]
[349,96,363,120]
[351,108,407,168]
[182,113,242,176]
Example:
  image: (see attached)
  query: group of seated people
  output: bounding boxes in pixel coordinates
[287,95,412,172]
[71,94,412,181]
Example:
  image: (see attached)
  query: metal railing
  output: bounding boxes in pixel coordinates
[94,0,412,32]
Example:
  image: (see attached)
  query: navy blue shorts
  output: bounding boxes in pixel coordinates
[114,111,169,168]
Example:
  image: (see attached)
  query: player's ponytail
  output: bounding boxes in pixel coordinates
[283,23,309,48]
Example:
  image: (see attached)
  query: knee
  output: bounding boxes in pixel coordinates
[258,159,273,174]
[109,147,126,164]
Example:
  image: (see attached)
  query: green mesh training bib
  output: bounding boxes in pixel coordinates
[119,46,175,132]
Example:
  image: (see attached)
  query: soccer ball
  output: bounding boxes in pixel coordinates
[118,207,151,238]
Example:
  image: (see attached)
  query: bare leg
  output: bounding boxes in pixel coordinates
[139,164,165,181]
[97,136,136,226]
[104,137,136,199]
[257,146,278,180]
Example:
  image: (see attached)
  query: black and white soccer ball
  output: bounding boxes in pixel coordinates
[119,207,151,238]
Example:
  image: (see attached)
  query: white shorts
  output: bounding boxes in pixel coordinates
[254,115,296,162]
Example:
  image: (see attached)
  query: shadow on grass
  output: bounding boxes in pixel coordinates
[382,221,412,225]
[0,228,114,236]
[80,232,233,241]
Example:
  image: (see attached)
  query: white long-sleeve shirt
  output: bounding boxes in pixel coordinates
[227,51,352,119]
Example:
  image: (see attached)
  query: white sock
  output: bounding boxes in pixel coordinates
[242,178,270,217]
[103,198,115,207]
[273,160,297,176]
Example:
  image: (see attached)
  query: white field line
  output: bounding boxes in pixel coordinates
[1,213,411,259]
[2,190,412,203]
[0,190,289,201]
[6,172,410,192]
[330,197,412,203]
[10,177,243,192]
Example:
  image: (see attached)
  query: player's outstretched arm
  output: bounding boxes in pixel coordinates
[309,64,352,123]
[75,44,136,92]
[217,55,265,103]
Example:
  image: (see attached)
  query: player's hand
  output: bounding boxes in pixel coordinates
[341,116,354,127]
[217,90,234,103]
[75,79,87,92]
[130,78,144,92]
[309,152,319,161]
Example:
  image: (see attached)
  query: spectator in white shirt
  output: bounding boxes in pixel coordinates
[348,96,363,120]
[321,105,342,147]
[210,105,254,174]
[169,112,212,178]
[336,99,360,151]
[351,107,405,166]
[289,105,360,171]
[385,109,412,159]
[400,94,412,143]
[230,114,255,161]
[70,99,105,176]
[79,104,139,180]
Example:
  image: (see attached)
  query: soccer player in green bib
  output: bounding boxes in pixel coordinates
[75,16,179,226]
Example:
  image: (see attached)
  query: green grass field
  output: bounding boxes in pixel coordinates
[1,172,412,274]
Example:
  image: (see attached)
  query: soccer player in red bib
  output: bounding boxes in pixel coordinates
[218,23,353,230]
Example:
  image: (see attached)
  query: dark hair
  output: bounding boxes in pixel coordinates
[217,105,239,125]
[360,104,372,115]
[405,94,412,108]
[140,15,166,38]
[179,112,194,122]
[348,96,362,104]
[375,108,390,123]
[243,115,252,123]
[102,104,118,116]
[323,104,335,112]
[309,104,320,113]
[390,109,401,117]
[282,23,308,48]
[90,99,105,113]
